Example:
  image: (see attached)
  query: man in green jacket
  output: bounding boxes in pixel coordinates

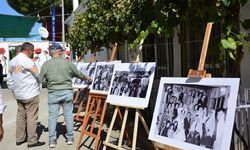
[39,43,91,148]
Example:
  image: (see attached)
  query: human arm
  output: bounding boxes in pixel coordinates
[39,64,48,88]
[0,88,6,142]
[69,62,91,81]
[22,58,39,78]
[0,114,3,142]
[28,66,39,78]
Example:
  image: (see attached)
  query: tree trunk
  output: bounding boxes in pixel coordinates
[232,45,244,77]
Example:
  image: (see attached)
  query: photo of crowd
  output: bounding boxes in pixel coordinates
[107,62,156,108]
[73,62,96,88]
[92,64,115,92]
[155,83,230,149]
[109,70,151,98]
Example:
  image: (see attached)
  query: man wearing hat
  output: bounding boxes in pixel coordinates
[39,43,91,148]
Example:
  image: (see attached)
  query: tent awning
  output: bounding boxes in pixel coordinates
[0,14,37,38]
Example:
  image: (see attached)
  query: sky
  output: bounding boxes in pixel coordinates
[0,0,42,41]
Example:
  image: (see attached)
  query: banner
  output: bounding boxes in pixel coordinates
[52,1,56,45]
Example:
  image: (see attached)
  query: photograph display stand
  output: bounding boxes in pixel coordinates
[76,92,108,150]
[154,22,213,150]
[103,106,159,150]
[76,52,130,150]
[103,62,157,150]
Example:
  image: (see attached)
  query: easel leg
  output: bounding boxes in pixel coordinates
[76,95,96,150]
[95,100,107,150]
[118,108,131,145]
[73,89,80,103]
[118,107,129,147]
[75,99,84,120]
[103,106,119,150]
[132,109,139,150]
[138,111,159,150]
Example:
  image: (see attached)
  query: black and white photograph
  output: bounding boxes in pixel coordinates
[91,62,117,94]
[107,62,156,109]
[72,62,96,88]
[149,77,240,150]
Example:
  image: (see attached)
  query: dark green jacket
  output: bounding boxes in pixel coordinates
[40,57,86,91]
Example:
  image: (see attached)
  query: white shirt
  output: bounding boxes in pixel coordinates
[0,87,6,114]
[7,53,40,100]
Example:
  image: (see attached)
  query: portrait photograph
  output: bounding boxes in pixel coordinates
[91,61,118,94]
[107,62,156,109]
[149,77,240,150]
[72,62,96,88]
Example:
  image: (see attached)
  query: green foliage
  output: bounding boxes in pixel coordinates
[67,0,147,52]
[7,0,73,17]
[220,25,250,60]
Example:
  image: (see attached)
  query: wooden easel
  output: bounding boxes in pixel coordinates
[73,88,90,123]
[188,22,213,78]
[155,22,213,150]
[76,92,108,150]
[103,105,159,150]
[76,44,131,150]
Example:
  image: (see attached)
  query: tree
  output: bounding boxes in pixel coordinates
[7,0,73,17]
[67,0,153,59]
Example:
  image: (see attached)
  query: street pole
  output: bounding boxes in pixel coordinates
[61,0,65,49]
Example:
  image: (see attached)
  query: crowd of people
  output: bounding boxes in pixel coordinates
[110,71,150,98]
[73,62,95,87]
[1,42,91,148]
[92,64,114,91]
[156,84,227,149]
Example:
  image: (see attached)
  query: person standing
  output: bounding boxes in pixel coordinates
[0,86,6,142]
[6,42,45,148]
[39,43,91,148]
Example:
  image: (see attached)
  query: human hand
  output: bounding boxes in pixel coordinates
[84,76,92,81]
[0,125,3,142]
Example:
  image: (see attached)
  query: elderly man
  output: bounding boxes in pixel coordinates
[7,42,45,148]
[40,43,91,148]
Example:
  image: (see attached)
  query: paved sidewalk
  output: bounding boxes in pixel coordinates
[1,88,154,150]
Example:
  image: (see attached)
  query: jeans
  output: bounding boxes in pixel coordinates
[48,90,74,143]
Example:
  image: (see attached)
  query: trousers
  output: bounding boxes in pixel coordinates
[16,95,39,145]
[48,90,74,143]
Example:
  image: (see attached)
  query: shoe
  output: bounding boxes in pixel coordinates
[16,139,28,145]
[49,141,57,148]
[27,141,46,148]
[49,143,57,148]
[67,140,73,145]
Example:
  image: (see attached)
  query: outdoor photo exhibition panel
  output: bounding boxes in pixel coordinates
[107,62,156,109]
[90,61,120,94]
[72,62,96,88]
[149,77,240,150]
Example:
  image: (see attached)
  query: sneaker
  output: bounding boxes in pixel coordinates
[67,140,73,145]
[49,141,57,148]
[49,143,56,148]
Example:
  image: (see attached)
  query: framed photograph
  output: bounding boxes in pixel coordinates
[72,62,96,88]
[90,61,119,94]
[148,77,240,150]
[107,62,156,109]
